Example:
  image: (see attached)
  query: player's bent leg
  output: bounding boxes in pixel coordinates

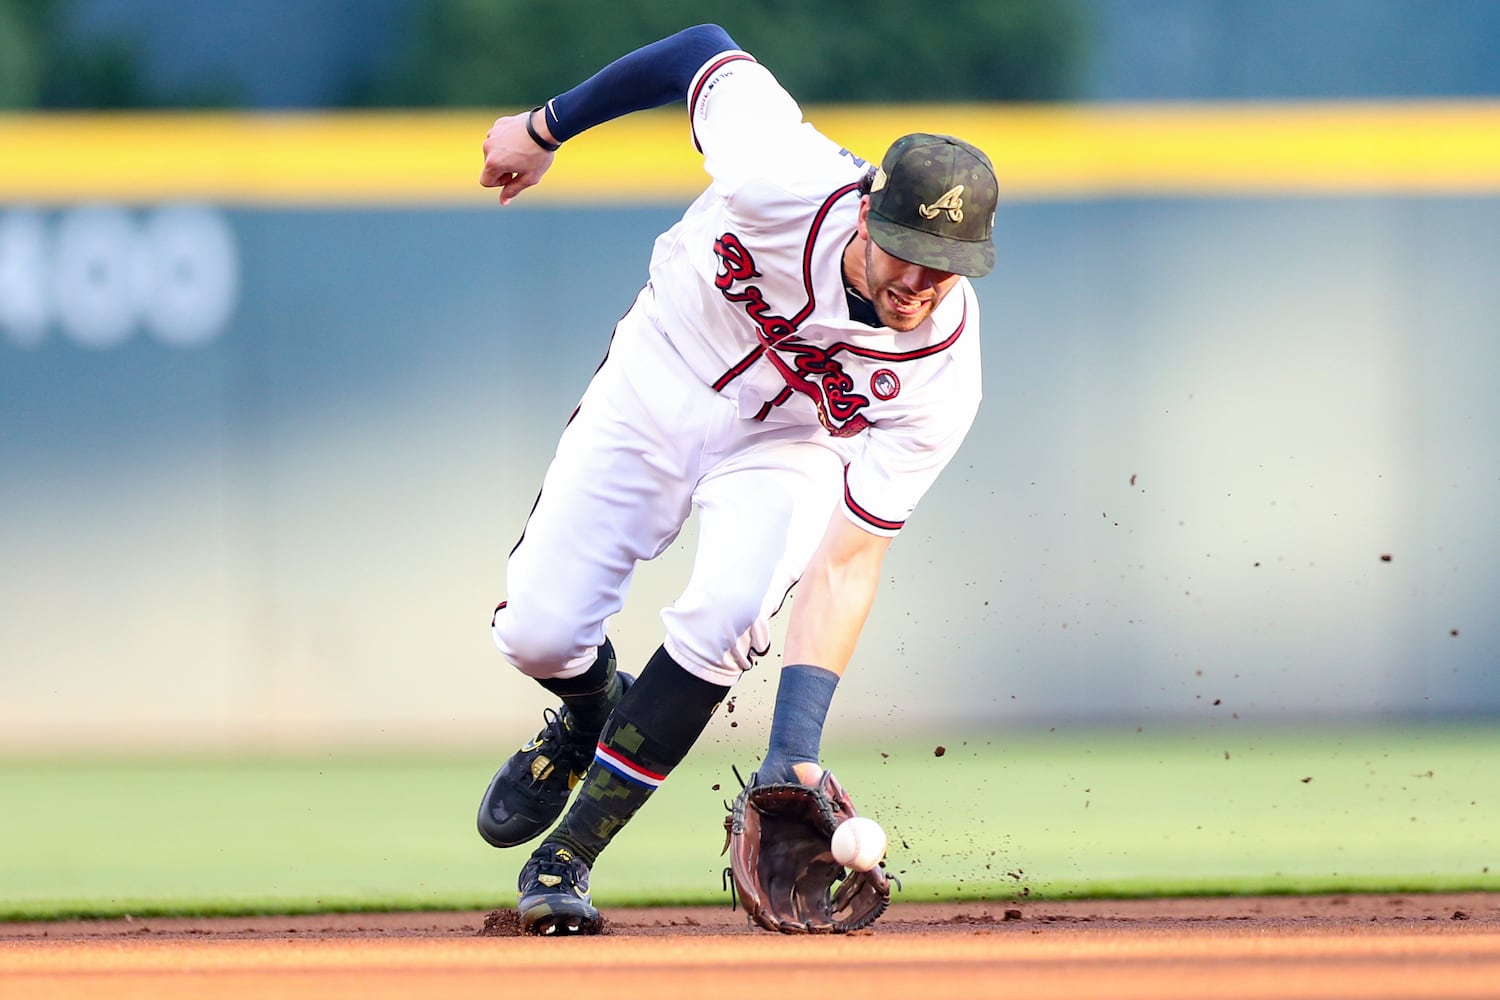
[513,646,730,937]
[481,319,707,850]
[665,436,843,678]
[477,638,634,849]
[510,646,728,900]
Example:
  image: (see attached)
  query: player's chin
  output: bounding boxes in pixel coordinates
[876,302,931,332]
[875,288,936,331]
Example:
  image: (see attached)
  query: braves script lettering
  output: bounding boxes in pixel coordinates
[712,232,871,436]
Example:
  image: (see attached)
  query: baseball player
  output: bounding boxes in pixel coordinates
[475,23,996,935]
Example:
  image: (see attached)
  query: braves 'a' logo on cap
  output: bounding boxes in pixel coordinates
[918,185,965,224]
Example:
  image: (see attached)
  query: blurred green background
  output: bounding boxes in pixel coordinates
[5,0,1500,111]
[3,724,1495,919]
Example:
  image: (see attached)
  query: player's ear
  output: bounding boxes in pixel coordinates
[855,196,872,239]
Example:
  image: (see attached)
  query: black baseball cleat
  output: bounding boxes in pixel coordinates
[517,843,602,936]
[476,673,633,848]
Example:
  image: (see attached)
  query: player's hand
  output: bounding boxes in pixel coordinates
[480,111,556,206]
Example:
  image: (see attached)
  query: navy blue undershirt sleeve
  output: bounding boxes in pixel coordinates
[542,23,739,143]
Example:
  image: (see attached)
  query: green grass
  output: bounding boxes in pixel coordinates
[1,723,1495,920]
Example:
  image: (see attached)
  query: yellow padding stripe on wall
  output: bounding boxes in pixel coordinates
[3,102,1500,205]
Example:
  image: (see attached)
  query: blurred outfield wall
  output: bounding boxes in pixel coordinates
[2,105,1499,750]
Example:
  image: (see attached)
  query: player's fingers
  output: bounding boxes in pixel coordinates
[497,170,539,207]
[478,156,516,188]
[478,122,522,188]
[481,167,517,192]
[492,174,520,205]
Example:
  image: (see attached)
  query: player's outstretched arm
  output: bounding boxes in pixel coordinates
[479,23,739,206]
[757,514,891,788]
[783,512,892,678]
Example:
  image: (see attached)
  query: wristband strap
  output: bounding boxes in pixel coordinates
[525,106,560,152]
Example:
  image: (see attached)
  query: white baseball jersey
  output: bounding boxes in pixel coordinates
[494,48,984,685]
[642,50,983,537]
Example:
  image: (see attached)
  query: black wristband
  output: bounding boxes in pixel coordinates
[525,106,561,152]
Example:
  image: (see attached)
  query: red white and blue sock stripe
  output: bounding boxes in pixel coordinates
[593,743,667,789]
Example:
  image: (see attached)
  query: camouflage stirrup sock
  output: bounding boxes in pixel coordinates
[757,663,840,784]
[548,645,730,865]
[538,638,622,732]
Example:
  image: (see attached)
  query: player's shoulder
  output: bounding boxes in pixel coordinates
[688,52,854,188]
[689,50,772,114]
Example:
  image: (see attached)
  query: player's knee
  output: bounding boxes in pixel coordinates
[661,577,775,681]
[661,635,749,688]
[703,572,772,631]
[661,607,770,687]
[491,604,591,679]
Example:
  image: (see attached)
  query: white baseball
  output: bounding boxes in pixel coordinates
[830,816,886,872]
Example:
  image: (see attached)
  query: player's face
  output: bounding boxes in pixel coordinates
[857,204,961,332]
[862,239,960,331]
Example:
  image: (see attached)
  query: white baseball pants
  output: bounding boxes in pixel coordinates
[491,292,843,687]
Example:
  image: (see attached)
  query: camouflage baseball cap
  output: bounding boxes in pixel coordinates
[866,133,997,278]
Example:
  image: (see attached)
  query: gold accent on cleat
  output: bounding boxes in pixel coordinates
[538,874,562,888]
[530,756,555,782]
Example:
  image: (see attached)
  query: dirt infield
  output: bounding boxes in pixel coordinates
[3,894,1497,999]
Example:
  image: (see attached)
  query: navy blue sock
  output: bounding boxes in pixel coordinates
[758,664,840,784]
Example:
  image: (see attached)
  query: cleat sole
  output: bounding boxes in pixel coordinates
[518,896,601,937]
[524,913,601,937]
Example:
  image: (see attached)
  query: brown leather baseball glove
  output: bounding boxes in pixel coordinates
[722,769,891,934]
